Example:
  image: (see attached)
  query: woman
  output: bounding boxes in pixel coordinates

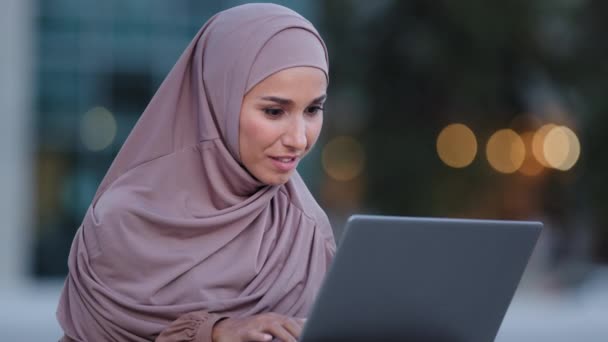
[57,3,336,342]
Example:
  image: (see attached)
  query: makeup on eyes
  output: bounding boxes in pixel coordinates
[262,107,285,117]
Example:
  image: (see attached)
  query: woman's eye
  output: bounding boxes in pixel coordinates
[263,108,284,116]
[306,106,324,115]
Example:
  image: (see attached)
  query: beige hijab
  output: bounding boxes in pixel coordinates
[56,3,336,341]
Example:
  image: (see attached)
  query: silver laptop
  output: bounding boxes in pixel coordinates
[300,215,542,342]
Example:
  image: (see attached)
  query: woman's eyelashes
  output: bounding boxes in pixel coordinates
[261,105,324,118]
[263,107,285,117]
[305,105,324,115]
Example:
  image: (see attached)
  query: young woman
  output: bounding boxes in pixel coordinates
[57,3,336,342]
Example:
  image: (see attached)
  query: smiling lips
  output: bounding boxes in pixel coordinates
[269,155,299,172]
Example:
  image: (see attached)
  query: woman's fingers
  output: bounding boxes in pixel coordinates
[281,318,303,339]
[245,330,273,342]
[226,313,306,342]
[264,322,296,342]
[213,314,306,342]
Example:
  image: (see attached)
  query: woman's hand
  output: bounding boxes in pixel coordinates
[212,313,306,342]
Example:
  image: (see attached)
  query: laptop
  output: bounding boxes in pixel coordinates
[300,215,542,342]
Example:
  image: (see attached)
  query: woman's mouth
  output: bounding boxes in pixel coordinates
[269,156,298,172]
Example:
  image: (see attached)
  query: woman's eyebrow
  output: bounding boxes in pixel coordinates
[259,96,293,106]
[311,94,327,104]
[258,94,327,106]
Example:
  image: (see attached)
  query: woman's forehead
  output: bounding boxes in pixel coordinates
[246,67,328,100]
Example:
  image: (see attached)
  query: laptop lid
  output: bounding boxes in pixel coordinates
[300,215,542,342]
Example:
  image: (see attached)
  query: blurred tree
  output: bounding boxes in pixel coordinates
[318,0,607,263]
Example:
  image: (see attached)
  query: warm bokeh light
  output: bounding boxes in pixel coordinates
[518,131,544,176]
[532,123,557,167]
[436,123,478,168]
[486,129,526,173]
[322,136,365,181]
[80,106,117,151]
[560,126,581,170]
[544,126,580,171]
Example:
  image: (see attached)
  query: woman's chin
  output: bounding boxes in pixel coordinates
[260,171,293,186]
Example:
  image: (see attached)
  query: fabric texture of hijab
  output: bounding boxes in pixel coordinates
[56,3,336,341]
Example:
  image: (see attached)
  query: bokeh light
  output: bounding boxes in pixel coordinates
[80,106,117,151]
[436,123,478,168]
[322,136,365,181]
[532,123,557,167]
[544,126,580,171]
[518,131,544,176]
[486,129,526,174]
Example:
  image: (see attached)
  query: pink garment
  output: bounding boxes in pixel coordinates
[56,3,336,341]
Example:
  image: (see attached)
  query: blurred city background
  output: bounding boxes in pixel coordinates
[1,0,607,340]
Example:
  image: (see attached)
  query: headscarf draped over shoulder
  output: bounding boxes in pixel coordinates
[56,4,335,341]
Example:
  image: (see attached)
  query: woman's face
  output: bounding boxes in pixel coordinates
[239,66,327,185]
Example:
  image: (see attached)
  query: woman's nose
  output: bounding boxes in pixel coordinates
[282,116,307,151]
